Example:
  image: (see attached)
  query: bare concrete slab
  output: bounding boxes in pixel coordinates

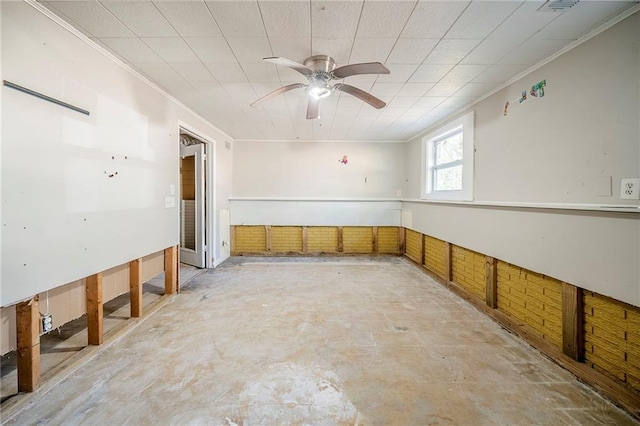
[3,257,637,425]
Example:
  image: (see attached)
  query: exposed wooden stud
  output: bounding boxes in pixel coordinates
[176,246,181,294]
[16,296,40,392]
[419,234,425,265]
[398,227,406,254]
[230,226,236,255]
[86,273,103,346]
[372,226,378,253]
[562,282,584,361]
[265,225,272,252]
[129,258,143,318]
[485,256,498,308]
[302,226,308,253]
[164,246,178,295]
[337,227,344,253]
[444,242,452,283]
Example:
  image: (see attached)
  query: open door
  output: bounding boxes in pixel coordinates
[180,143,206,268]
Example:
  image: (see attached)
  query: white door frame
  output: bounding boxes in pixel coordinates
[178,121,216,268]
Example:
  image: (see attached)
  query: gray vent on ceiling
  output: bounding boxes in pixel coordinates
[538,0,580,12]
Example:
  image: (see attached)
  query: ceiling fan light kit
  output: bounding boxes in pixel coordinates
[250,55,390,120]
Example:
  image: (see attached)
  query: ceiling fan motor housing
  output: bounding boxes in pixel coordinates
[303,55,337,74]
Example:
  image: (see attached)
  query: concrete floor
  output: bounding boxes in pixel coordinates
[3,257,638,425]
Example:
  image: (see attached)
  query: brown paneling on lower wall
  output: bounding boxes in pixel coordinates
[231,225,401,256]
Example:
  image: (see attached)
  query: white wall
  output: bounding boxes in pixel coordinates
[403,12,640,307]
[233,141,405,199]
[405,12,640,204]
[232,140,405,227]
[230,200,401,226]
[1,2,232,306]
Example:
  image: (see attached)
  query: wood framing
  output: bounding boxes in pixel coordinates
[419,234,425,265]
[562,282,584,361]
[164,246,178,295]
[86,273,103,346]
[372,226,378,253]
[301,226,308,253]
[398,227,406,254]
[485,256,498,308]
[129,258,143,318]
[337,227,344,252]
[16,296,40,392]
[444,242,452,282]
[265,225,272,252]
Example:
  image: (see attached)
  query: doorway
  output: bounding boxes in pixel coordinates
[179,131,206,268]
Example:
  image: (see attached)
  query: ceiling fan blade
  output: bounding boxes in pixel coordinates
[306,97,320,120]
[263,57,314,78]
[250,83,305,107]
[331,62,390,79]
[334,84,386,109]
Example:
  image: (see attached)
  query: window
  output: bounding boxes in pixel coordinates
[422,111,474,201]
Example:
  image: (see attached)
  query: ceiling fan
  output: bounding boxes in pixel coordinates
[250,55,390,119]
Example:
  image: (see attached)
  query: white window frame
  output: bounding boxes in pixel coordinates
[421,111,474,201]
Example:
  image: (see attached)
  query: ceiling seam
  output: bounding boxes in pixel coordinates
[387,0,474,136]
[198,1,267,139]
[376,0,421,128]
[147,0,220,107]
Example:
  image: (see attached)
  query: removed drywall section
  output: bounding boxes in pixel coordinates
[0,307,17,355]
[1,249,166,356]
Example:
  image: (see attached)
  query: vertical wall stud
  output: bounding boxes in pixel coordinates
[372,226,378,254]
[444,242,453,283]
[485,256,498,308]
[129,258,143,318]
[86,273,104,346]
[302,226,308,253]
[337,227,344,253]
[176,246,181,294]
[164,246,178,295]
[265,225,272,252]
[562,282,584,361]
[16,297,40,392]
[419,234,425,266]
[398,227,406,254]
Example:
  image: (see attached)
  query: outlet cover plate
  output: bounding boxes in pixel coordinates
[620,178,640,200]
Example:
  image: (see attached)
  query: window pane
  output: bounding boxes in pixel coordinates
[434,131,463,165]
[434,164,462,191]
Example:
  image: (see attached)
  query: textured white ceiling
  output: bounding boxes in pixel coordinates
[41,0,638,141]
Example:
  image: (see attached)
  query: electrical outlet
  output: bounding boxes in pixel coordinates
[42,313,53,333]
[620,178,640,200]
